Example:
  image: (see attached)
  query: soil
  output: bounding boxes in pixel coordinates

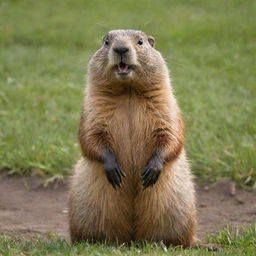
[0,173,255,241]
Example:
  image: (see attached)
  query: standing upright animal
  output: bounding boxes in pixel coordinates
[69,29,196,247]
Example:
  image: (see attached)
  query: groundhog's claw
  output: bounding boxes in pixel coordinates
[103,147,125,189]
[142,155,163,189]
[105,163,125,189]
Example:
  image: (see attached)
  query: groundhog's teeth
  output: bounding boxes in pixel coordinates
[117,62,130,73]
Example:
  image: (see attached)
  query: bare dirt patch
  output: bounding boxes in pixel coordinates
[0,173,255,241]
[0,173,68,239]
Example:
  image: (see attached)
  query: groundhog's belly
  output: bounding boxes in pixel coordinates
[108,97,152,184]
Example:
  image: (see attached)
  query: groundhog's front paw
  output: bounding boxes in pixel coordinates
[104,159,125,189]
[141,155,163,189]
[102,147,126,189]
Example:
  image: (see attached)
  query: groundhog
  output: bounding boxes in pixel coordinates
[69,29,196,247]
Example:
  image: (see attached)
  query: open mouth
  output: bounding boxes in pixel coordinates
[116,61,131,75]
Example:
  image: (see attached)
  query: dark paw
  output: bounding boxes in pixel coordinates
[102,148,125,189]
[104,160,125,189]
[141,154,163,189]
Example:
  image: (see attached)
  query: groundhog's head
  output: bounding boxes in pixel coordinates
[88,30,168,87]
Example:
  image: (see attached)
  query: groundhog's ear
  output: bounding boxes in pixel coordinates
[148,36,155,47]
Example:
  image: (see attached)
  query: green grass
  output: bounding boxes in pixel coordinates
[0,224,255,256]
[0,0,255,185]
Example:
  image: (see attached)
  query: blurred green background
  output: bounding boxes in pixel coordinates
[0,0,255,186]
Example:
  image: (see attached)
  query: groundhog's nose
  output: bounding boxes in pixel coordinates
[113,47,129,56]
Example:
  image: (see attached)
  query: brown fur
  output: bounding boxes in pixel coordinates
[69,30,196,247]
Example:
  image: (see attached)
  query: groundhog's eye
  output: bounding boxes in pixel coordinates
[104,38,109,45]
[138,39,143,45]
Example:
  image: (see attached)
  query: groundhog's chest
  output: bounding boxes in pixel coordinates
[107,95,155,172]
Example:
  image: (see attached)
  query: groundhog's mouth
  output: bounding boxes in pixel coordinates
[116,62,131,75]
